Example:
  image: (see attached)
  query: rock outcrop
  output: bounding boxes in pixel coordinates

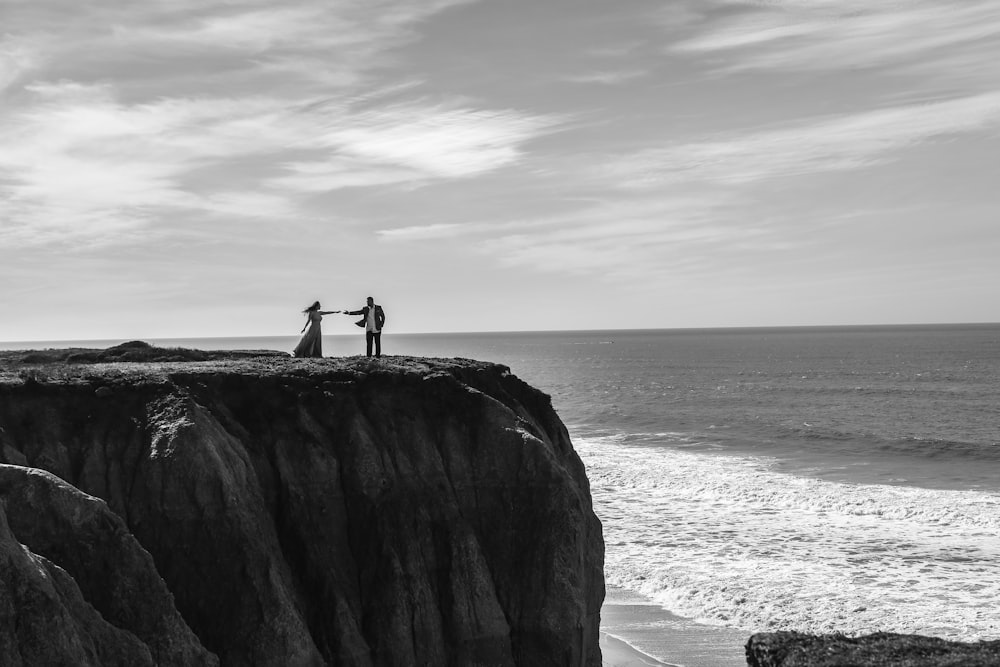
[0,464,216,667]
[746,631,1000,666]
[0,354,605,666]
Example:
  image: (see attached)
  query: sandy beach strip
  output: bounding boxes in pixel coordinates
[601,586,749,667]
[602,631,676,667]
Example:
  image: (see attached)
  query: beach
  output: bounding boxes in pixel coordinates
[601,632,672,667]
[601,587,748,667]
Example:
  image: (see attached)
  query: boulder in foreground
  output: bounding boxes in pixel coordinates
[746,631,1000,667]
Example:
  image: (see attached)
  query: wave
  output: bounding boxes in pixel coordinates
[878,436,1000,460]
[771,423,1000,462]
[756,422,1000,464]
[575,432,1000,641]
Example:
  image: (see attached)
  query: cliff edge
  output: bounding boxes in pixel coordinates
[0,352,605,666]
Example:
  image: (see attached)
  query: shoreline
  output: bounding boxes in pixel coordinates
[601,586,748,667]
[601,631,675,667]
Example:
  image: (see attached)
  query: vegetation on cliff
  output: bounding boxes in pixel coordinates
[1,340,288,367]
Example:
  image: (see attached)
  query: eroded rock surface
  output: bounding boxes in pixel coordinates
[0,355,605,666]
[0,465,215,667]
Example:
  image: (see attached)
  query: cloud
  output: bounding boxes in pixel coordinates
[268,159,422,192]
[318,104,561,178]
[268,99,560,191]
[0,82,298,242]
[197,191,299,219]
[116,6,338,54]
[0,36,38,92]
[476,203,761,280]
[562,69,647,85]
[600,92,1000,188]
[375,195,761,281]
[0,82,555,244]
[0,0,573,247]
[5,0,479,94]
[672,0,1000,83]
[377,222,482,240]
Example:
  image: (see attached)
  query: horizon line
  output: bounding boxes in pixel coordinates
[2,320,999,348]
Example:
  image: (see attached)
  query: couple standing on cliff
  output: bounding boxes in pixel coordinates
[293,296,386,359]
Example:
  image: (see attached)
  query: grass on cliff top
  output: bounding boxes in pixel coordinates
[1,340,289,366]
[0,342,506,390]
[0,341,498,384]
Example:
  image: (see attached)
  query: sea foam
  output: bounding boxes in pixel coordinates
[577,432,1000,641]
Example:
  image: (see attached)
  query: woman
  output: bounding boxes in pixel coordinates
[293,301,340,358]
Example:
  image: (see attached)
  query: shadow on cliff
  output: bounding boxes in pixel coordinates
[0,354,605,667]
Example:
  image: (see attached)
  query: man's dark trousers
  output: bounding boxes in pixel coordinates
[366,331,382,357]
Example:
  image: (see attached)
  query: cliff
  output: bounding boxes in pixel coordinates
[0,351,605,666]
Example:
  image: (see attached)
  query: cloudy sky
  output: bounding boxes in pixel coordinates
[2,0,999,341]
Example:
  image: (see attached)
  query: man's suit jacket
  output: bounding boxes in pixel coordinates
[348,305,385,331]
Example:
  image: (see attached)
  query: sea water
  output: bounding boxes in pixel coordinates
[5,325,1000,664]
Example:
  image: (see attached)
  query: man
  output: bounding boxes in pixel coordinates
[344,296,386,357]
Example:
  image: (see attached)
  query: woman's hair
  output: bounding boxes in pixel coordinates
[303,301,321,313]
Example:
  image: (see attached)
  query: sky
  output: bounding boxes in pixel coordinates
[2,0,999,341]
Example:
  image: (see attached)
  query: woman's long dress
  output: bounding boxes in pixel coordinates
[293,312,323,358]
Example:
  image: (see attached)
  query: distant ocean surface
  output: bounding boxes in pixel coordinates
[5,325,1000,660]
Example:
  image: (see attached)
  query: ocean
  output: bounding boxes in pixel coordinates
[5,324,1000,666]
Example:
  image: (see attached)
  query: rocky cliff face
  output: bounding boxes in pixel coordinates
[0,355,605,666]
